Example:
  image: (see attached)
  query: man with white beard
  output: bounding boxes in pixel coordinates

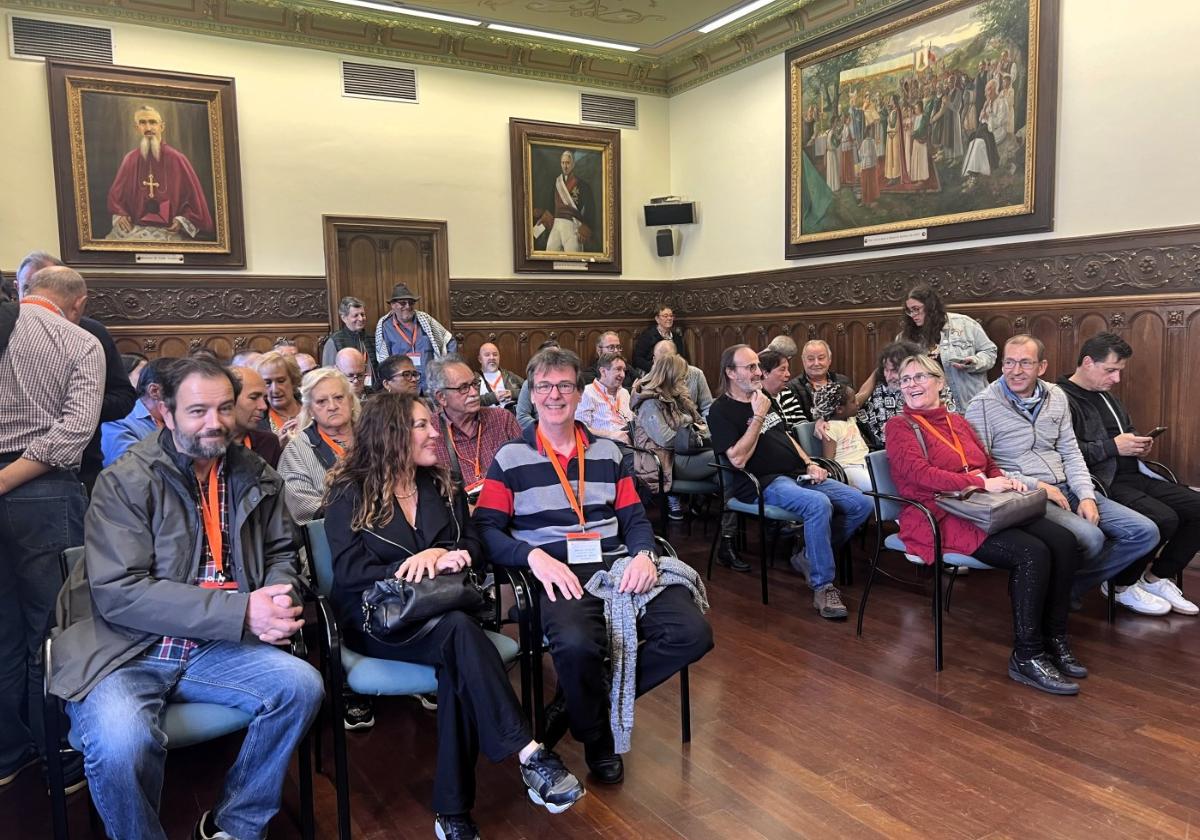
[106,105,213,241]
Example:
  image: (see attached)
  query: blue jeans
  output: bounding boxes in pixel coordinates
[67,640,323,840]
[0,469,86,773]
[763,475,873,590]
[1042,484,1160,600]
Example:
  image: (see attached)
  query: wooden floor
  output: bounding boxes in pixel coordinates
[8,519,1200,840]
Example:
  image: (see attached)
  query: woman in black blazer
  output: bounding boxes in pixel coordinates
[323,394,584,840]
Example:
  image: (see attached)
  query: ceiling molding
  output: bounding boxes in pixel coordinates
[3,0,909,95]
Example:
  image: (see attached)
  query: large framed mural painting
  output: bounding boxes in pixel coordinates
[47,60,246,268]
[510,118,621,275]
[786,0,1058,259]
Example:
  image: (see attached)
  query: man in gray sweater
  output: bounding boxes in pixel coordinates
[965,335,1160,613]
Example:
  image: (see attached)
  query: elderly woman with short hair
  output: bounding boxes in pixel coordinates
[255,350,304,439]
[277,367,361,524]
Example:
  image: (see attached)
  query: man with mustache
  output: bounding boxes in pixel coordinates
[48,356,322,840]
[707,344,873,619]
[230,366,283,468]
[106,104,213,242]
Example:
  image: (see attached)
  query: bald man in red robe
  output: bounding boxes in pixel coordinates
[106,105,213,241]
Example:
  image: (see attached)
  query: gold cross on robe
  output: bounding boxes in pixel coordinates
[142,173,160,198]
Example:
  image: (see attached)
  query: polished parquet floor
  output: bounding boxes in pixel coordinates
[7,517,1199,839]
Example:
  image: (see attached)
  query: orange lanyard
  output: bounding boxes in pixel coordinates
[447,416,483,483]
[484,372,504,393]
[22,298,63,317]
[591,381,622,417]
[912,413,969,472]
[392,315,419,351]
[268,408,287,431]
[317,428,346,458]
[243,434,253,449]
[537,427,587,528]
[197,460,225,576]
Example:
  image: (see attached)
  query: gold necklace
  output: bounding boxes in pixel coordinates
[394,487,417,500]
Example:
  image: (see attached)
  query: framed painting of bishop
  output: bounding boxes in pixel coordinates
[47,60,246,268]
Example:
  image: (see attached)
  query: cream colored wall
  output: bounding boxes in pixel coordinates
[667,0,1200,278]
[0,10,672,278]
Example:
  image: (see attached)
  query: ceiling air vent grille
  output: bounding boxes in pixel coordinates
[10,16,114,63]
[342,61,418,103]
[580,92,637,129]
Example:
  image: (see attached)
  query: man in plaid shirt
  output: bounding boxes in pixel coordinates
[49,356,323,840]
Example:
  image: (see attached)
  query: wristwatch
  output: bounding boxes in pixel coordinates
[636,550,660,568]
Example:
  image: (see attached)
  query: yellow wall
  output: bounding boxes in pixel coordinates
[667,0,1200,278]
[0,10,673,278]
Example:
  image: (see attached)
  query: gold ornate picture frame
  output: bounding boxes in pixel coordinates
[47,60,246,268]
[510,118,621,274]
[786,0,1058,259]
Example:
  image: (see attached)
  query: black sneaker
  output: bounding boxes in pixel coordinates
[435,812,481,840]
[716,537,751,573]
[667,496,685,521]
[60,748,87,795]
[414,693,438,711]
[1007,653,1080,696]
[0,749,40,787]
[520,746,585,814]
[1044,635,1088,679]
[343,695,375,731]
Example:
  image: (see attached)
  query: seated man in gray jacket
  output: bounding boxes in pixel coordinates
[965,335,1159,614]
[49,356,323,840]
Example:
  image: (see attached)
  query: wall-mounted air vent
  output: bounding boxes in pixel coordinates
[580,92,637,129]
[9,15,114,63]
[342,60,418,103]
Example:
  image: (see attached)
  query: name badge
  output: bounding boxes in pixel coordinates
[566,531,602,565]
[408,353,423,368]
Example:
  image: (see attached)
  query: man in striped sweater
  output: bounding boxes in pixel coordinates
[476,347,712,786]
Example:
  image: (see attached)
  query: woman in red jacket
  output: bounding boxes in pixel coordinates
[884,354,1084,695]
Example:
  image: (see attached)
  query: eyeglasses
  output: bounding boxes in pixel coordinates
[389,370,421,381]
[344,373,365,382]
[899,372,939,387]
[904,305,925,316]
[733,363,762,372]
[1001,358,1040,371]
[599,345,623,353]
[532,381,578,395]
[441,378,481,396]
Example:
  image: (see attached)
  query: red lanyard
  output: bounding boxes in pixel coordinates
[197,460,226,577]
[318,428,346,458]
[447,416,483,483]
[591,381,622,417]
[913,413,969,472]
[537,427,587,528]
[484,372,504,393]
[392,315,419,351]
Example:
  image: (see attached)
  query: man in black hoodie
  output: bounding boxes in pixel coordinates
[1059,332,1199,616]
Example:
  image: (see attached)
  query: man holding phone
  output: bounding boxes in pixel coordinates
[1059,333,1199,615]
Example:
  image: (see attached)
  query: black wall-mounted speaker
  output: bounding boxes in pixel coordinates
[644,202,696,227]
[656,228,675,257]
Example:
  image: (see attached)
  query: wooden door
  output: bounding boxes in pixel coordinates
[322,216,451,338]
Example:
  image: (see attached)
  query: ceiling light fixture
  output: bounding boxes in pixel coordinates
[325,0,482,26]
[487,23,640,52]
[697,0,776,34]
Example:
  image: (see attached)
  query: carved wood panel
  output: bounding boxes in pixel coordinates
[109,325,325,359]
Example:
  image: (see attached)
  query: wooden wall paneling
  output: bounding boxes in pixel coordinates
[109,325,326,359]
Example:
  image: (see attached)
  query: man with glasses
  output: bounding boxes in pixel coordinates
[582,332,643,386]
[476,347,712,786]
[334,347,369,399]
[575,353,634,444]
[966,335,1160,613]
[708,344,872,619]
[427,355,521,503]
[379,354,421,396]
[373,282,455,393]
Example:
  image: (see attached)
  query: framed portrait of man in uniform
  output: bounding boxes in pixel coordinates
[47,60,246,268]
[509,118,621,274]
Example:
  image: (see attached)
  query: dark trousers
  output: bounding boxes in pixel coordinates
[361,611,530,815]
[0,469,86,773]
[539,585,713,746]
[1109,472,1200,586]
[973,517,1080,660]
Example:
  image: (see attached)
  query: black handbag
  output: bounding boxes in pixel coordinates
[361,570,487,642]
[674,420,712,455]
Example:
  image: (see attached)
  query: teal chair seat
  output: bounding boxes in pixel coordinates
[340,632,518,697]
[66,703,255,752]
[882,533,993,570]
[727,497,802,521]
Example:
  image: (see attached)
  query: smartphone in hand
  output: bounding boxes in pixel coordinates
[1147,426,1168,439]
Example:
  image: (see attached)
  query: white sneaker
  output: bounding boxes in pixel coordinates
[1111,581,1172,616]
[1138,576,1199,615]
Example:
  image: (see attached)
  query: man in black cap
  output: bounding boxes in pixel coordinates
[372,282,455,393]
